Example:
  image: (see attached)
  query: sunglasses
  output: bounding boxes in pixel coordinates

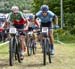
[42,12,47,13]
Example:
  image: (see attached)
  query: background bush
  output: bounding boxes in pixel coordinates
[54,29,75,43]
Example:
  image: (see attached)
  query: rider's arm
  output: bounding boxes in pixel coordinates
[35,11,42,19]
[53,15,58,25]
[48,10,58,25]
[2,22,6,28]
[35,11,41,28]
[2,21,9,28]
[2,13,11,28]
[34,19,40,27]
[24,19,30,30]
[6,12,13,26]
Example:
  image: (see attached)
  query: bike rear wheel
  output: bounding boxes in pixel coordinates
[16,41,22,63]
[33,43,36,55]
[27,39,33,56]
[27,42,31,56]
[33,45,35,54]
[46,39,51,63]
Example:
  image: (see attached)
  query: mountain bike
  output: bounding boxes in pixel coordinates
[9,27,25,66]
[40,27,52,65]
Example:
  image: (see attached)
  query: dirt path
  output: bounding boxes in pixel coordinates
[0,43,75,69]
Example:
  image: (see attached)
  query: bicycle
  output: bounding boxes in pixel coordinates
[9,27,25,66]
[40,27,52,65]
[27,30,36,56]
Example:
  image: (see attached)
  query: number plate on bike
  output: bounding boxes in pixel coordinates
[28,31,33,35]
[9,28,17,34]
[42,27,48,33]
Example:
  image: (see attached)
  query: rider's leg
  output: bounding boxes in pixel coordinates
[19,35,26,56]
[49,30,55,55]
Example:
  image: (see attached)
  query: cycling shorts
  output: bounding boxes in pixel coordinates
[13,24,25,35]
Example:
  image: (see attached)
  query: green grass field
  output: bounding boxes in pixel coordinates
[0,43,75,69]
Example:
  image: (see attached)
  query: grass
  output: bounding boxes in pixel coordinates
[0,43,75,69]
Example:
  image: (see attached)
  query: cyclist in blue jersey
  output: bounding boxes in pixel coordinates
[35,5,59,55]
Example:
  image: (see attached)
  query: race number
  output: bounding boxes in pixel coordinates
[42,27,48,33]
[28,31,33,35]
[9,28,17,34]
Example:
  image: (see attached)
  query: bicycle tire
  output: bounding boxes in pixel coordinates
[9,38,16,66]
[33,45,35,54]
[46,38,51,63]
[27,41,30,56]
[16,41,22,63]
[42,39,46,65]
[30,40,33,55]
[33,42,36,55]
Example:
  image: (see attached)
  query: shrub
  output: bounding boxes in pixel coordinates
[70,26,75,34]
[54,29,75,43]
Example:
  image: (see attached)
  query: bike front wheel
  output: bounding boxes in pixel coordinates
[9,38,16,66]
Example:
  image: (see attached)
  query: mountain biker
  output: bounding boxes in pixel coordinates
[24,14,40,54]
[26,14,40,42]
[35,5,59,55]
[27,14,40,30]
[0,14,7,42]
[4,6,28,59]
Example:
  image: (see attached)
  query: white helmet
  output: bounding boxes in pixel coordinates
[11,6,19,13]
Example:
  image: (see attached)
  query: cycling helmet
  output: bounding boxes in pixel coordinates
[11,6,19,13]
[40,5,49,12]
[29,14,34,19]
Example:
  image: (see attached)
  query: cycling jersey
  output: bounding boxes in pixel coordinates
[27,19,39,31]
[36,10,55,23]
[8,11,26,25]
[28,19,39,27]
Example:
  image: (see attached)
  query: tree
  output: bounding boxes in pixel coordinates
[31,0,43,14]
[0,0,33,12]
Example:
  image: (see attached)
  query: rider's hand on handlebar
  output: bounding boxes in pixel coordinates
[24,27,28,31]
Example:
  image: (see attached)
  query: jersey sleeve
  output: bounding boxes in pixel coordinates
[48,10,56,17]
[19,11,25,19]
[36,11,42,17]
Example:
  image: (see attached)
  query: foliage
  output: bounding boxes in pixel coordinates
[0,0,33,12]
[54,29,75,43]
[64,13,75,30]
[70,26,75,34]
[63,0,75,13]
[31,0,43,14]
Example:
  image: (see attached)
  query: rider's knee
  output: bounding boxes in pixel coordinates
[19,35,25,41]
